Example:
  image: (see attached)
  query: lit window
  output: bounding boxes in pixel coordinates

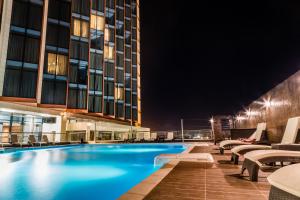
[81,21,89,38]
[104,45,114,60]
[73,18,89,38]
[115,87,124,100]
[91,14,105,31]
[73,19,81,37]
[104,28,110,42]
[47,53,68,76]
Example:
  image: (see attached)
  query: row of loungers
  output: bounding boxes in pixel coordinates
[218,117,300,200]
[0,134,72,150]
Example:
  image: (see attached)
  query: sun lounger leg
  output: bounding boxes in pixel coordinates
[232,153,239,165]
[242,158,259,182]
[220,147,224,154]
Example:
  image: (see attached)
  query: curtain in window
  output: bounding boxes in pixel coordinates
[7,34,24,61]
[24,37,40,64]
[125,91,130,104]
[3,68,21,97]
[57,54,67,75]
[20,70,37,98]
[69,64,78,83]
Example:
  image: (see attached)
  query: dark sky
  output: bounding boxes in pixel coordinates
[140,0,300,130]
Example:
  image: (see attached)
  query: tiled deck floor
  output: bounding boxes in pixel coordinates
[143,145,271,200]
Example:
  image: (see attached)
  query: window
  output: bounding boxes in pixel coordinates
[125,61,131,73]
[48,0,71,22]
[116,69,124,83]
[125,19,131,31]
[125,46,131,59]
[104,81,114,96]
[116,8,124,21]
[70,40,89,61]
[115,87,124,100]
[116,53,124,68]
[46,23,70,48]
[105,11,115,26]
[104,45,114,60]
[116,38,124,52]
[132,108,137,120]
[106,0,115,9]
[41,79,67,105]
[116,22,124,36]
[125,91,131,104]
[72,18,89,38]
[104,99,114,115]
[116,0,124,7]
[89,95,102,113]
[91,14,105,31]
[72,0,90,16]
[116,103,124,118]
[125,105,131,119]
[69,63,88,85]
[89,73,103,91]
[132,94,137,106]
[125,76,131,88]
[11,0,43,31]
[68,88,87,109]
[90,53,103,70]
[104,28,114,42]
[91,30,104,50]
[46,53,68,76]
[105,62,114,78]
[92,0,104,12]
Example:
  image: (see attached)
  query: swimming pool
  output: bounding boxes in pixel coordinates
[0,144,186,200]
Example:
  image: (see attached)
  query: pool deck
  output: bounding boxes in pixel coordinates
[119,144,271,200]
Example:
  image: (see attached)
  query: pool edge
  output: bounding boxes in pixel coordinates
[118,144,196,200]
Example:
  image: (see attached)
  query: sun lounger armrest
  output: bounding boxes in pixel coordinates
[271,144,300,151]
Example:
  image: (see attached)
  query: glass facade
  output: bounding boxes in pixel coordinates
[2,0,140,125]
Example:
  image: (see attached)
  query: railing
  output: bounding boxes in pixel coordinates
[154,129,213,141]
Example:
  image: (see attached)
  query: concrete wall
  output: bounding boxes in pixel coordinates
[236,70,300,143]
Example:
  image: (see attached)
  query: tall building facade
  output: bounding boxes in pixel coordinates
[0,0,143,142]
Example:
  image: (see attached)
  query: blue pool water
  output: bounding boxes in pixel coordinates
[0,144,186,200]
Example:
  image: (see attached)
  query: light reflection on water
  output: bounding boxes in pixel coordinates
[0,144,186,200]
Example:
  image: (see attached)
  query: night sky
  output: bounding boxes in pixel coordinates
[140,0,300,130]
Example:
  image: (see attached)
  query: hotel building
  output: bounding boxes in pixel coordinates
[0,0,145,143]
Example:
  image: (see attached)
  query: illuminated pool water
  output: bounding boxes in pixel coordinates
[0,144,186,200]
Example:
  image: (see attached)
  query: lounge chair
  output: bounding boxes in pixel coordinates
[0,134,11,148]
[267,163,300,200]
[148,132,157,142]
[11,134,22,146]
[231,116,300,164]
[241,149,300,181]
[28,134,47,147]
[164,132,174,142]
[219,123,267,154]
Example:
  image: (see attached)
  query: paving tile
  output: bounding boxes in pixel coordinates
[142,144,271,200]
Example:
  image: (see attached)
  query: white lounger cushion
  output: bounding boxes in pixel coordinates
[231,145,271,156]
[267,163,300,197]
[220,140,249,148]
[220,122,266,148]
[244,150,300,165]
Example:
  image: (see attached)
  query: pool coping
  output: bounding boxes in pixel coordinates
[118,143,198,200]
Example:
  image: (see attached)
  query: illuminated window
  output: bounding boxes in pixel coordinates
[47,53,68,76]
[104,28,114,42]
[91,14,105,31]
[104,45,114,60]
[72,18,89,38]
[115,87,124,100]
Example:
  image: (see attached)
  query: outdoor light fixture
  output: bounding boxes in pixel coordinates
[209,118,214,123]
[245,109,260,117]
